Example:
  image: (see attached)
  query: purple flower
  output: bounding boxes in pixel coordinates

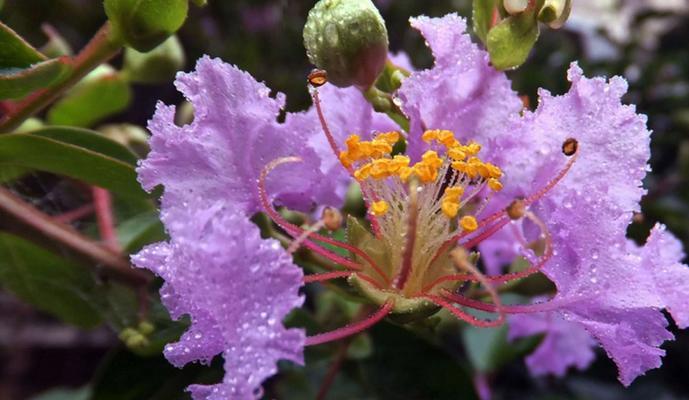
[133,207,303,399]
[134,56,391,398]
[134,12,689,398]
[397,14,689,385]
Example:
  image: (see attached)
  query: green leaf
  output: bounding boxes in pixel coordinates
[30,387,91,400]
[0,165,29,183]
[486,2,541,70]
[123,35,185,84]
[0,57,71,99]
[0,21,46,69]
[472,0,499,44]
[462,322,543,373]
[28,126,139,165]
[0,132,147,198]
[363,323,478,399]
[117,211,166,253]
[0,232,102,327]
[47,66,132,127]
[91,349,222,400]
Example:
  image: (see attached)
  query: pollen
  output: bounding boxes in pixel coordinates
[488,178,503,191]
[371,200,389,216]
[460,215,478,232]
[441,201,460,218]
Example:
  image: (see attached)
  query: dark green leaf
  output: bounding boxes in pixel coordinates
[0,232,102,327]
[0,21,46,68]
[91,349,222,400]
[486,5,541,70]
[0,57,71,99]
[363,323,478,400]
[472,0,499,44]
[117,211,166,253]
[0,165,29,183]
[47,66,132,127]
[28,126,139,165]
[462,323,543,373]
[0,133,147,198]
[30,387,91,400]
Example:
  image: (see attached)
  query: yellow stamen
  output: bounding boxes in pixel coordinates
[371,200,389,216]
[488,178,503,191]
[422,130,438,142]
[441,201,460,218]
[376,131,400,145]
[444,186,464,202]
[460,215,478,232]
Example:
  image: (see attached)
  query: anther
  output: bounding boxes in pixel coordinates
[308,69,328,87]
[371,200,389,216]
[562,138,578,156]
[506,198,526,220]
[322,207,343,231]
[460,215,478,232]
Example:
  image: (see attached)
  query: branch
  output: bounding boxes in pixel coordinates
[0,22,122,133]
[0,186,150,286]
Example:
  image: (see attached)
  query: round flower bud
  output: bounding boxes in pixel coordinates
[104,0,188,52]
[303,0,389,89]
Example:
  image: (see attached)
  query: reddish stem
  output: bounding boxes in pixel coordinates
[304,271,352,284]
[92,187,120,252]
[53,203,95,223]
[305,300,394,346]
[441,292,561,314]
[311,89,383,238]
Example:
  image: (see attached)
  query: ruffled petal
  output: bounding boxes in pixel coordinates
[132,206,304,399]
[509,309,597,377]
[397,14,523,161]
[487,64,688,385]
[138,56,336,219]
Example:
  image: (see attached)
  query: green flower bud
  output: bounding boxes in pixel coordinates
[123,35,185,84]
[303,0,389,89]
[538,0,571,29]
[104,0,188,52]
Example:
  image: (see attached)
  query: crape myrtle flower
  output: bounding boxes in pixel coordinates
[133,12,689,400]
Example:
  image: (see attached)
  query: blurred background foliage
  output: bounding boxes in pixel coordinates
[0,0,688,399]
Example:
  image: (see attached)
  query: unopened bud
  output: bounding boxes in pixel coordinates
[105,0,189,52]
[322,207,343,231]
[504,0,528,15]
[538,0,571,29]
[303,0,389,89]
[123,35,185,84]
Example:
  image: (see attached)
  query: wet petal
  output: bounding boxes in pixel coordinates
[397,14,523,161]
[138,56,336,220]
[133,206,304,399]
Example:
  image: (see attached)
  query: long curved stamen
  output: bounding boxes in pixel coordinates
[441,292,562,314]
[423,295,502,328]
[305,300,394,346]
[259,157,363,272]
[421,209,554,293]
[310,83,384,238]
[304,271,353,284]
[288,220,326,254]
[430,146,578,266]
[452,248,503,322]
[259,157,391,284]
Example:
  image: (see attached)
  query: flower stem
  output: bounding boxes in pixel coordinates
[0,22,122,133]
[0,187,150,286]
[92,187,121,252]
